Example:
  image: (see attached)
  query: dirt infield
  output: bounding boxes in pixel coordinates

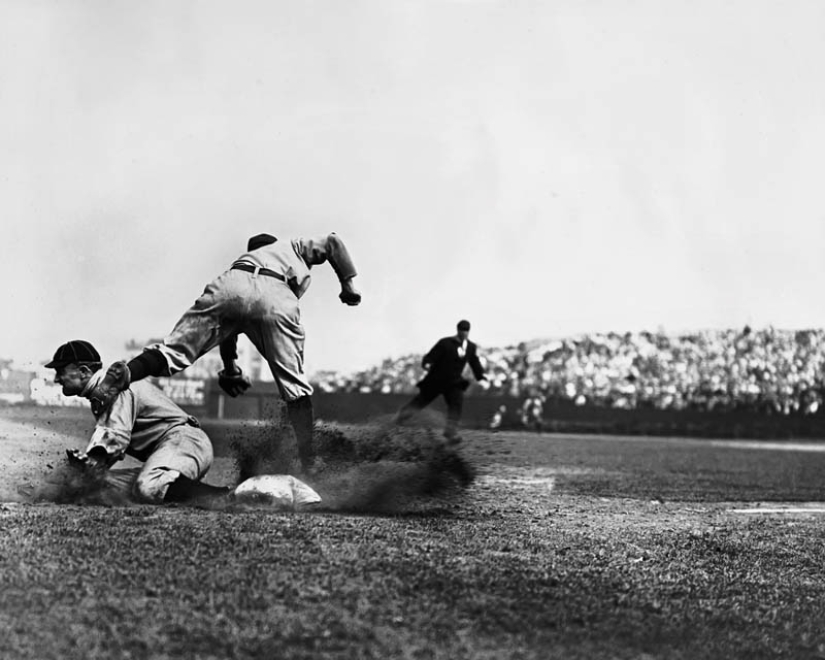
[0,408,236,503]
[0,406,479,512]
[0,412,90,502]
[4,403,825,506]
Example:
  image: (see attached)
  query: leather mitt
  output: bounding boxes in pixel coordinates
[218,368,252,397]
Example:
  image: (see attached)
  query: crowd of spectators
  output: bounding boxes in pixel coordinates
[311,326,825,416]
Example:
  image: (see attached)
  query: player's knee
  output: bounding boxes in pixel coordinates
[133,470,180,504]
[132,481,164,503]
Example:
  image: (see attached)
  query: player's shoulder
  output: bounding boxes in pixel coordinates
[130,379,167,400]
[132,379,188,410]
[132,378,160,392]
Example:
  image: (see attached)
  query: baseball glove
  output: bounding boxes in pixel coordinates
[339,279,362,306]
[218,368,252,397]
[339,290,362,305]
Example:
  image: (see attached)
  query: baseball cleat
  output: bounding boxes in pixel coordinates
[89,361,131,415]
[301,456,327,478]
[443,430,463,446]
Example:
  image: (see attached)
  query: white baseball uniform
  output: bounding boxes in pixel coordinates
[147,233,357,402]
[81,370,213,502]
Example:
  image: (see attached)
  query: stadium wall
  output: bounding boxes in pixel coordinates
[201,381,825,440]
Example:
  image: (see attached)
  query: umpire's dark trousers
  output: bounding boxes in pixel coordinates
[396,381,465,438]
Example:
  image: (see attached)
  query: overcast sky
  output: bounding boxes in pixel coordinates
[2,0,824,375]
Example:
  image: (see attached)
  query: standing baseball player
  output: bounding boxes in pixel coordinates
[520,390,545,432]
[395,319,487,443]
[47,339,227,503]
[89,232,361,475]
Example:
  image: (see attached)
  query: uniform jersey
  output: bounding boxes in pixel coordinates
[233,234,358,299]
[82,370,198,461]
[80,370,213,502]
[148,233,358,402]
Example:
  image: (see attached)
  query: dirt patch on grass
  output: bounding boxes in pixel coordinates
[224,415,476,514]
[4,407,477,514]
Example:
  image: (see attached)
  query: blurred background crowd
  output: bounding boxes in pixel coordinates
[312,327,825,416]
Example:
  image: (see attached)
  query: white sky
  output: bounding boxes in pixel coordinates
[2,0,824,374]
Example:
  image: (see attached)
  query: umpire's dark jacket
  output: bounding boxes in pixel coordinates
[418,336,485,391]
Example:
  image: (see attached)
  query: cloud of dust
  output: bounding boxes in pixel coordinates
[18,413,477,515]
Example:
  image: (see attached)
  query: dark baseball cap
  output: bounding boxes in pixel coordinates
[457,320,471,331]
[247,233,278,251]
[45,340,101,368]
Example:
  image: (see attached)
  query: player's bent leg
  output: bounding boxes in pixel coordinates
[249,313,319,473]
[149,273,246,379]
[264,367,318,474]
[286,395,322,475]
[249,305,312,403]
[133,467,183,503]
[164,475,232,503]
[128,348,169,380]
[395,388,439,425]
[93,348,172,415]
[394,403,415,424]
[443,387,465,444]
[103,467,143,498]
[395,398,422,424]
[443,428,462,445]
[133,468,229,503]
[89,336,226,418]
[135,427,216,502]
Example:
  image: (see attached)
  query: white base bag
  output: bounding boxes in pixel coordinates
[232,474,322,508]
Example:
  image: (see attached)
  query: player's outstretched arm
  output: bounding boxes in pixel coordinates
[324,233,358,281]
[326,234,361,305]
[295,233,362,305]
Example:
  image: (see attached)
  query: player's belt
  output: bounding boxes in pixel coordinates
[230,261,286,282]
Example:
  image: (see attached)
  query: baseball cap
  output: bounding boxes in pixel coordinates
[247,233,278,251]
[45,340,101,368]
[457,320,471,331]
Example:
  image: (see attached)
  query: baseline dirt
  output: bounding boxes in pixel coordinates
[0,407,235,502]
[5,405,825,509]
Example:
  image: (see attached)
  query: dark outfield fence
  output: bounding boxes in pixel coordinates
[197,381,825,441]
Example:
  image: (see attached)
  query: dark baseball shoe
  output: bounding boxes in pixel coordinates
[89,361,131,415]
[300,457,327,479]
[443,430,463,446]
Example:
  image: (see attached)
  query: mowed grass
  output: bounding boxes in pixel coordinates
[2,407,825,659]
[475,430,825,502]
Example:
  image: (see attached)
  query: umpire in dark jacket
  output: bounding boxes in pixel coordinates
[396,319,487,443]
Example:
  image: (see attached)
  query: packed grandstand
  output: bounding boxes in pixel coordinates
[311,326,825,416]
[9,326,824,417]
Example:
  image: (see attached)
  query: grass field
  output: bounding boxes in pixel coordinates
[2,405,825,659]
